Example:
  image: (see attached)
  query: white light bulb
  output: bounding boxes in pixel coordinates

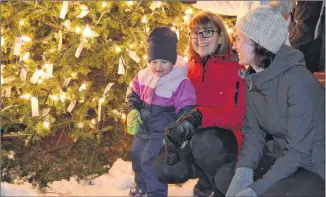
[75,26,81,34]
[19,20,25,26]
[79,83,87,91]
[21,35,31,42]
[115,46,121,53]
[185,8,193,15]
[141,16,148,24]
[43,121,50,129]
[99,97,105,104]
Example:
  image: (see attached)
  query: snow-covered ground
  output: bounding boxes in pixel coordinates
[1,158,197,196]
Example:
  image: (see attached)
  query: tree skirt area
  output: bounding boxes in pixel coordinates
[1,158,197,196]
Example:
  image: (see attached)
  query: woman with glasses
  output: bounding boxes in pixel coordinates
[154,11,246,197]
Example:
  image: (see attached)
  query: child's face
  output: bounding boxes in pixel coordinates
[149,59,173,77]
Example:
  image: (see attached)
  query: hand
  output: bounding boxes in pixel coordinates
[225,168,254,197]
[165,108,202,145]
[235,187,257,197]
[127,109,143,135]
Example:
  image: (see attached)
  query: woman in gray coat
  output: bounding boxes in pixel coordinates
[214,4,325,197]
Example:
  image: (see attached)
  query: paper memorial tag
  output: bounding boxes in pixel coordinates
[44,64,53,79]
[29,69,42,84]
[63,77,71,87]
[75,38,88,58]
[1,75,4,85]
[150,1,161,11]
[126,49,140,63]
[31,97,40,117]
[103,83,114,97]
[4,86,11,97]
[77,10,89,18]
[118,56,125,75]
[58,30,63,51]
[14,37,22,56]
[59,1,68,19]
[20,67,28,81]
[67,99,77,113]
[176,28,180,40]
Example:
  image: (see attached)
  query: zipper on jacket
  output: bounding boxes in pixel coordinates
[234,81,240,107]
[201,56,209,82]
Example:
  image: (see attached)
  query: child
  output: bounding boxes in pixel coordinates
[127,26,196,197]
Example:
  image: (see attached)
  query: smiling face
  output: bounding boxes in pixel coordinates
[233,31,255,66]
[191,27,220,58]
[148,59,173,77]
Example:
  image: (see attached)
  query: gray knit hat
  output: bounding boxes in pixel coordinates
[236,5,288,54]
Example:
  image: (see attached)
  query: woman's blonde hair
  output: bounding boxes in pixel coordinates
[188,11,232,59]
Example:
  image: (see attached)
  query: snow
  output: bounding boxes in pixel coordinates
[1,158,198,196]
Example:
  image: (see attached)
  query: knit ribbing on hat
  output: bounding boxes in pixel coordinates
[236,6,288,54]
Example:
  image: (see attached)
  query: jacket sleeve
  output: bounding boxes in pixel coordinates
[172,79,196,118]
[127,74,143,112]
[197,77,246,131]
[250,73,317,195]
[236,88,266,169]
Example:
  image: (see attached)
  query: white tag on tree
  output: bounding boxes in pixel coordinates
[103,83,114,97]
[150,1,161,11]
[59,1,68,19]
[4,86,11,97]
[126,49,141,63]
[118,56,125,75]
[77,10,89,18]
[14,37,22,56]
[67,99,77,113]
[63,77,71,87]
[75,38,88,58]
[176,28,180,40]
[29,69,43,84]
[44,64,53,79]
[58,30,63,51]
[20,67,28,81]
[42,108,51,121]
[31,97,40,117]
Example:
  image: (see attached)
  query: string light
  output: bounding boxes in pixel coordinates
[20,93,31,100]
[141,16,148,24]
[101,1,107,8]
[82,25,98,37]
[99,97,105,104]
[75,26,82,34]
[183,15,190,22]
[127,1,134,6]
[59,92,66,102]
[21,35,31,42]
[77,122,85,128]
[79,83,86,91]
[115,46,121,53]
[50,95,59,101]
[43,121,50,129]
[185,8,193,15]
[71,72,77,78]
[19,20,25,26]
[121,112,126,121]
[63,20,71,29]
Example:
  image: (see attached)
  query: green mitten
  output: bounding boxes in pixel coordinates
[127,109,143,135]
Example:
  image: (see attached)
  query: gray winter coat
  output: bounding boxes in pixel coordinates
[236,45,325,195]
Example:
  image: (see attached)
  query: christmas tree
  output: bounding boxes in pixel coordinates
[0,1,236,143]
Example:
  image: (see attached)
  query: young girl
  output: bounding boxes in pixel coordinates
[127,26,196,197]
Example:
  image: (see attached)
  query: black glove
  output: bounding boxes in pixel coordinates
[164,133,181,165]
[166,108,202,146]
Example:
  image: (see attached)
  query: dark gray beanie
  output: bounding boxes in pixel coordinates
[147,26,178,64]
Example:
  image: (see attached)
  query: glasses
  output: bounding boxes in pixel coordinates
[189,29,219,39]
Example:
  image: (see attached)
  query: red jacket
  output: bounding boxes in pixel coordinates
[188,55,246,150]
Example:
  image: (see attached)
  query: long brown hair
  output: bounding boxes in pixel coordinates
[188,11,232,59]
